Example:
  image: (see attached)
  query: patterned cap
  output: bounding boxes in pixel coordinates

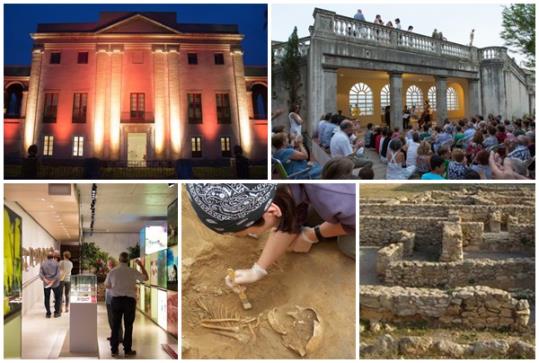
[186,184,277,233]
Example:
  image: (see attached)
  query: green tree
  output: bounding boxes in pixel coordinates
[501,4,535,68]
[80,242,108,273]
[281,27,303,109]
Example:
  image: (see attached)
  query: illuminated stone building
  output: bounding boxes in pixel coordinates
[4,12,267,164]
[272,8,534,133]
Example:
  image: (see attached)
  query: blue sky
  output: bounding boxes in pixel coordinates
[4,4,267,66]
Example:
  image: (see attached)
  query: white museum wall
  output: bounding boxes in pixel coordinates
[5,201,59,315]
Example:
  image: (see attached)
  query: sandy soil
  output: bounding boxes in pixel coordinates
[181,189,356,359]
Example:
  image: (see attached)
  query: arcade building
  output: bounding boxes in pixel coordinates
[272,8,535,134]
[4,12,268,166]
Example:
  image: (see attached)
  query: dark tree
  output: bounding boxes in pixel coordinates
[281,26,303,109]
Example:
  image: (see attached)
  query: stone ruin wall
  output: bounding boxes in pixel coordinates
[360,203,534,225]
[360,285,530,331]
[376,243,404,278]
[360,216,443,249]
[508,222,535,244]
[361,207,534,252]
[383,258,535,290]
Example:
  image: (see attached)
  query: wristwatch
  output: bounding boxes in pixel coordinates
[314,225,326,242]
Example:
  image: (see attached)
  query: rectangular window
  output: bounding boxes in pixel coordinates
[43,136,54,156]
[187,53,198,65]
[43,93,59,123]
[77,52,88,64]
[73,136,84,157]
[220,137,231,157]
[214,53,225,65]
[50,52,61,64]
[191,137,202,158]
[216,93,231,124]
[187,93,203,124]
[130,93,145,120]
[72,93,87,123]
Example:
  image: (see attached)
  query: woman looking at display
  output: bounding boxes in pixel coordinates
[186,183,355,287]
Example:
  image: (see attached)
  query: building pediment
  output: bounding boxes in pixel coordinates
[96,14,180,34]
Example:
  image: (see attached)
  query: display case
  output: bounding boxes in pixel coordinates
[71,274,97,303]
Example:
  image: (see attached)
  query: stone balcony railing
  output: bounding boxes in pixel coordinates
[273,9,479,62]
[326,11,475,60]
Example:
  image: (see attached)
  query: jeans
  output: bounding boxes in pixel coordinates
[44,285,62,315]
[60,281,71,307]
[111,296,136,353]
[106,303,123,340]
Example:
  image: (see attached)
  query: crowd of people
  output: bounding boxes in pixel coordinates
[272,103,535,180]
[366,114,535,179]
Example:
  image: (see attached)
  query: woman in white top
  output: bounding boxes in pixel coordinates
[288,104,303,137]
[405,132,420,168]
[386,139,415,179]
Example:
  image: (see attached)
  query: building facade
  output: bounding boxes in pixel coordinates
[4,12,267,164]
[272,8,535,133]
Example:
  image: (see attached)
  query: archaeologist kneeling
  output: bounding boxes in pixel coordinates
[186,183,355,287]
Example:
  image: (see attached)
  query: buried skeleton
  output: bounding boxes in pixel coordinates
[181,184,356,359]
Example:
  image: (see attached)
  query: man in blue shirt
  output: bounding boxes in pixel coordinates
[421,155,446,180]
[354,9,365,21]
[39,251,62,318]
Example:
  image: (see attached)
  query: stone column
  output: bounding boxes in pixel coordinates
[93,47,110,159]
[435,76,448,122]
[153,46,168,160]
[323,67,337,116]
[440,212,464,262]
[20,90,28,118]
[109,49,123,160]
[467,79,481,117]
[167,47,181,160]
[24,47,44,153]
[389,72,403,129]
[231,49,252,157]
[488,211,502,233]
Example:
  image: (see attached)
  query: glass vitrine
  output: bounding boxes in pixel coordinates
[71,274,97,303]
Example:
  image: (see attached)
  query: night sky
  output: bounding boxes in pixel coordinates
[4,4,267,66]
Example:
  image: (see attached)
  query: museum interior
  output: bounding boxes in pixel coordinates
[4,183,178,359]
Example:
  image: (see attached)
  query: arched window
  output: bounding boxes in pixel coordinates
[4,83,23,118]
[406,85,423,111]
[447,87,459,111]
[349,82,373,116]
[380,84,390,114]
[251,84,267,119]
[427,86,437,111]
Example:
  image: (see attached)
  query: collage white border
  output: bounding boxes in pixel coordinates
[0,0,537,361]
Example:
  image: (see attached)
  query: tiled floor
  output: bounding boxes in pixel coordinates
[22,302,177,359]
